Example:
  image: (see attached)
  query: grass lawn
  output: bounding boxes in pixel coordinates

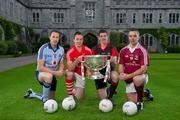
[0,54,180,120]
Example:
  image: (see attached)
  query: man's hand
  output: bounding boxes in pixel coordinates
[75,55,84,66]
[87,70,92,79]
[53,70,64,76]
[119,73,132,81]
[110,56,117,64]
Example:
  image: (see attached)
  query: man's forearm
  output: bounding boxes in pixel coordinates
[39,66,56,75]
[129,66,147,78]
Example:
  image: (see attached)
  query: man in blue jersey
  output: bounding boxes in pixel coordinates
[24,30,64,102]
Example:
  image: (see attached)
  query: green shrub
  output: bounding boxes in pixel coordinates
[0,41,8,55]
[0,28,3,40]
[159,27,168,52]
[38,37,49,49]
[83,35,97,48]
[0,19,15,40]
[116,43,126,51]
[0,18,22,40]
[167,45,180,53]
[63,44,70,53]
[15,41,29,54]
[6,41,17,54]
[12,23,22,35]
[110,31,121,47]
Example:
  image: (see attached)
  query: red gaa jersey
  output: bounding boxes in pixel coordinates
[119,43,149,83]
[66,45,92,76]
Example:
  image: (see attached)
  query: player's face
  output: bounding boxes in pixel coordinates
[99,32,108,45]
[128,31,139,46]
[49,32,60,47]
[74,34,83,47]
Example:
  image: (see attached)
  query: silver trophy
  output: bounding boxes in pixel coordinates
[83,55,108,79]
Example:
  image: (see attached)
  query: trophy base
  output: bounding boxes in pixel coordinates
[89,72,105,80]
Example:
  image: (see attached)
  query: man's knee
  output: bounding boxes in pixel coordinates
[39,72,53,84]
[111,71,119,83]
[66,71,74,80]
[133,75,144,86]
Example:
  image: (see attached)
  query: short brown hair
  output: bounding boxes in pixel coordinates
[49,29,61,37]
[74,31,83,38]
[98,29,108,35]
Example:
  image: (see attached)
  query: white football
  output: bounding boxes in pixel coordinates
[43,99,58,113]
[99,99,113,112]
[62,96,76,111]
[122,101,137,116]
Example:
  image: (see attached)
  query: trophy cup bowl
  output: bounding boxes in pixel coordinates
[83,55,107,79]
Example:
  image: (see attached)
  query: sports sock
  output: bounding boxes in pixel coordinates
[66,79,74,96]
[108,81,118,99]
[134,84,144,102]
[42,82,50,102]
[143,90,149,97]
[30,92,43,100]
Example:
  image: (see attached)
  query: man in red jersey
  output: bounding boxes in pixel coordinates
[119,29,153,111]
[92,30,119,104]
[65,32,92,100]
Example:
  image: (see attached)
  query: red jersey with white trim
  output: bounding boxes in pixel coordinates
[66,45,92,76]
[119,43,149,83]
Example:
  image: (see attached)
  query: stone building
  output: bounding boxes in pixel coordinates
[0,0,180,51]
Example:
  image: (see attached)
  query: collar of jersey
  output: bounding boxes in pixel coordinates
[73,45,85,53]
[48,42,59,52]
[98,43,110,51]
[127,43,139,53]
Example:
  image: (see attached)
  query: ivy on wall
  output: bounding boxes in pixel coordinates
[0,17,22,40]
[0,28,3,40]
[138,29,159,38]
[166,28,180,35]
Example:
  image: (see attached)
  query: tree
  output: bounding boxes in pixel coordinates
[159,27,168,52]
[110,31,120,47]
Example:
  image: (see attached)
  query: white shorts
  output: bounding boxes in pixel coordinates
[126,74,148,93]
[74,73,85,88]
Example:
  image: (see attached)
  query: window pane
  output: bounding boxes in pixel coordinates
[145,35,149,45]
[150,36,153,46]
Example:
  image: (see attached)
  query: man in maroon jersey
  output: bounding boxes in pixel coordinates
[119,29,153,111]
[65,32,92,100]
[92,30,119,104]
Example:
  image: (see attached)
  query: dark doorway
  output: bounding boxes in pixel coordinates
[84,33,98,48]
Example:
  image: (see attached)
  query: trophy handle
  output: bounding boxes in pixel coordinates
[81,60,85,81]
[104,59,111,82]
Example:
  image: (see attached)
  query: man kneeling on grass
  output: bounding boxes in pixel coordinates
[118,29,153,111]
[24,30,64,102]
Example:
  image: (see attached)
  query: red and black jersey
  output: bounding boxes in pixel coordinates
[92,43,118,71]
[91,43,118,57]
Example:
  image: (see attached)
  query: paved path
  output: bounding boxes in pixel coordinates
[0,55,37,72]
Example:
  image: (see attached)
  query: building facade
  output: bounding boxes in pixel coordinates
[0,0,180,51]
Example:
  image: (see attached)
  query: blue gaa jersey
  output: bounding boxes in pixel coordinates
[37,43,64,71]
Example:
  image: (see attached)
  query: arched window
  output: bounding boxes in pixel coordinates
[150,36,153,46]
[176,36,179,44]
[171,34,175,45]
[145,34,149,45]
[84,33,98,48]
[119,33,128,44]
[169,34,180,46]
[140,34,155,47]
